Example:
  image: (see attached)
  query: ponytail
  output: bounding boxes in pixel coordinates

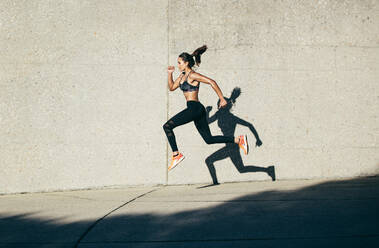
[179,45,208,69]
[191,45,207,67]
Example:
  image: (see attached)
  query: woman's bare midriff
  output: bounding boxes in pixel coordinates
[183,91,199,102]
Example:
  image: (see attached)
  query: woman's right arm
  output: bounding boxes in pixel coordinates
[167,66,182,91]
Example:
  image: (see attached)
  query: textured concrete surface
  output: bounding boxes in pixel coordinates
[1,0,378,193]
[0,0,168,193]
[0,177,378,247]
[0,186,159,247]
[167,0,379,185]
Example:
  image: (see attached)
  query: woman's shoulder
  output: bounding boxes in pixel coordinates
[189,71,214,84]
[189,70,203,79]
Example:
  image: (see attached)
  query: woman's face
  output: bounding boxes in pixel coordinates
[177,57,188,72]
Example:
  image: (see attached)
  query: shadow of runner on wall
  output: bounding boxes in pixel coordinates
[203,87,275,186]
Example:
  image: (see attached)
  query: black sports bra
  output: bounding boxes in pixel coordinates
[180,71,200,92]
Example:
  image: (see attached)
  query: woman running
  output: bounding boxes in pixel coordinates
[163,45,248,171]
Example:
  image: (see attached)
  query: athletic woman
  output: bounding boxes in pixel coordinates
[163,45,248,171]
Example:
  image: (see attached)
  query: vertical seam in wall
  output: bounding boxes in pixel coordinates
[165,0,170,185]
[333,45,337,103]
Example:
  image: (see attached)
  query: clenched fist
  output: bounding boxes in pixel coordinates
[167,66,175,73]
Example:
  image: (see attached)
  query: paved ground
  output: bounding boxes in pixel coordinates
[0,177,378,248]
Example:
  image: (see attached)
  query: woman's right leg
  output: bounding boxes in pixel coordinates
[163,107,196,153]
[194,111,235,144]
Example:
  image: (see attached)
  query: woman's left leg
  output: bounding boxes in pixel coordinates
[163,107,196,153]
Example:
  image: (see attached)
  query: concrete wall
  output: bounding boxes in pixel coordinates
[0,0,168,194]
[1,0,378,194]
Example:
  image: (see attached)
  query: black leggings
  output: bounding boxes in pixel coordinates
[163,101,234,152]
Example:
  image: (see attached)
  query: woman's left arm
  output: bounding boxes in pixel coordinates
[191,72,227,107]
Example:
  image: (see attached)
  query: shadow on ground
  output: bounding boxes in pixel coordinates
[1,177,378,247]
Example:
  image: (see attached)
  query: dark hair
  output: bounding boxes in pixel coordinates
[179,45,208,68]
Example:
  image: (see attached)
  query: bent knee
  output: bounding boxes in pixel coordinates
[205,157,212,164]
[163,122,170,129]
[163,120,175,131]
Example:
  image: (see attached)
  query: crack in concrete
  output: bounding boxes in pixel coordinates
[73,187,163,248]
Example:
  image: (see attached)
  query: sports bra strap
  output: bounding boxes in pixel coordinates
[185,70,192,81]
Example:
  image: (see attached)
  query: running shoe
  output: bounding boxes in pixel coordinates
[168,152,185,171]
[239,135,249,155]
